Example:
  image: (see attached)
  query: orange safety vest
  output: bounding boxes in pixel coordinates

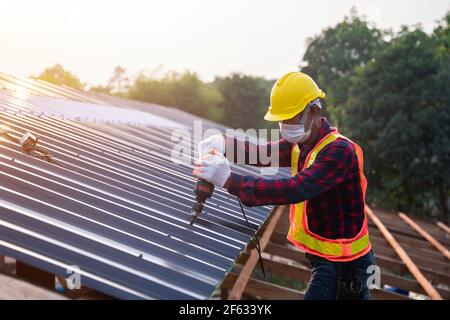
[287,129,371,262]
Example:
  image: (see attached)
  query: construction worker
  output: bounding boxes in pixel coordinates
[193,71,376,300]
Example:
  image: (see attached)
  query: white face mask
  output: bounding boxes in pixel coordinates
[279,109,312,144]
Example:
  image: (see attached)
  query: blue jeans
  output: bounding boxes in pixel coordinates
[304,250,376,300]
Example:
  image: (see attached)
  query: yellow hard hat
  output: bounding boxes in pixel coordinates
[264,72,326,121]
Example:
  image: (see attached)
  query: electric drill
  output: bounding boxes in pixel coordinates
[189,178,215,225]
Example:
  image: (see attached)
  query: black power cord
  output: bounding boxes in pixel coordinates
[237,198,266,278]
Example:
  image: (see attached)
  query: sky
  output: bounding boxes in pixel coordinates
[0,0,448,86]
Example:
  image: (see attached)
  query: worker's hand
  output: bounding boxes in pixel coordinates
[198,134,225,158]
[193,150,231,188]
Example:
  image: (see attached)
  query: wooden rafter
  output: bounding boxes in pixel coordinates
[399,212,450,260]
[0,273,67,300]
[366,205,443,300]
[227,205,285,300]
[437,221,450,234]
[223,272,305,300]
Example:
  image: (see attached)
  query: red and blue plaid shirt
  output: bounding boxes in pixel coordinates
[225,118,365,239]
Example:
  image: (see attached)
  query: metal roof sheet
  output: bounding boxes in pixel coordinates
[0,77,275,299]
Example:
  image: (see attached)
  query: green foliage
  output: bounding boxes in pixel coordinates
[300,9,385,122]
[89,85,112,94]
[128,71,223,121]
[33,63,85,90]
[342,19,449,219]
[107,66,129,97]
[213,73,275,130]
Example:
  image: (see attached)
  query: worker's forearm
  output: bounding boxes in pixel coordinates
[224,135,292,167]
[225,172,307,207]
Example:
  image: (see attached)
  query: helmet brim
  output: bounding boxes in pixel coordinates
[264,108,304,121]
[264,91,326,122]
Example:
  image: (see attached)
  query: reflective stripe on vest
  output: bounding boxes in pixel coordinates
[287,130,371,262]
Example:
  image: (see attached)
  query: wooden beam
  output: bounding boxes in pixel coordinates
[0,255,4,272]
[228,205,285,300]
[367,209,449,242]
[369,233,447,263]
[374,253,450,285]
[16,261,55,290]
[367,240,449,273]
[366,205,442,300]
[0,274,66,299]
[0,255,15,275]
[437,221,450,234]
[223,272,304,300]
[369,227,443,251]
[236,252,311,282]
[399,212,450,260]
[265,242,309,266]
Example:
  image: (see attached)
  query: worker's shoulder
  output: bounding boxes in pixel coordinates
[322,134,355,150]
[320,135,356,157]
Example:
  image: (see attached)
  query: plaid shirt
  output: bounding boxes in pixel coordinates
[225,118,365,239]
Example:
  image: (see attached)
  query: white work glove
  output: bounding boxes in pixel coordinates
[193,151,231,188]
[198,134,225,158]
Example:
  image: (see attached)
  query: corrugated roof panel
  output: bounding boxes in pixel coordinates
[0,77,275,299]
[0,89,185,128]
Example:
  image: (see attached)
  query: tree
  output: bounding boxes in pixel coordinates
[107,66,129,96]
[33,63,85,90]
[89,84,112,94]
[345,24,449,221]
[214,73,275,130]
[128,71,223,121]
[300,8,385,122]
